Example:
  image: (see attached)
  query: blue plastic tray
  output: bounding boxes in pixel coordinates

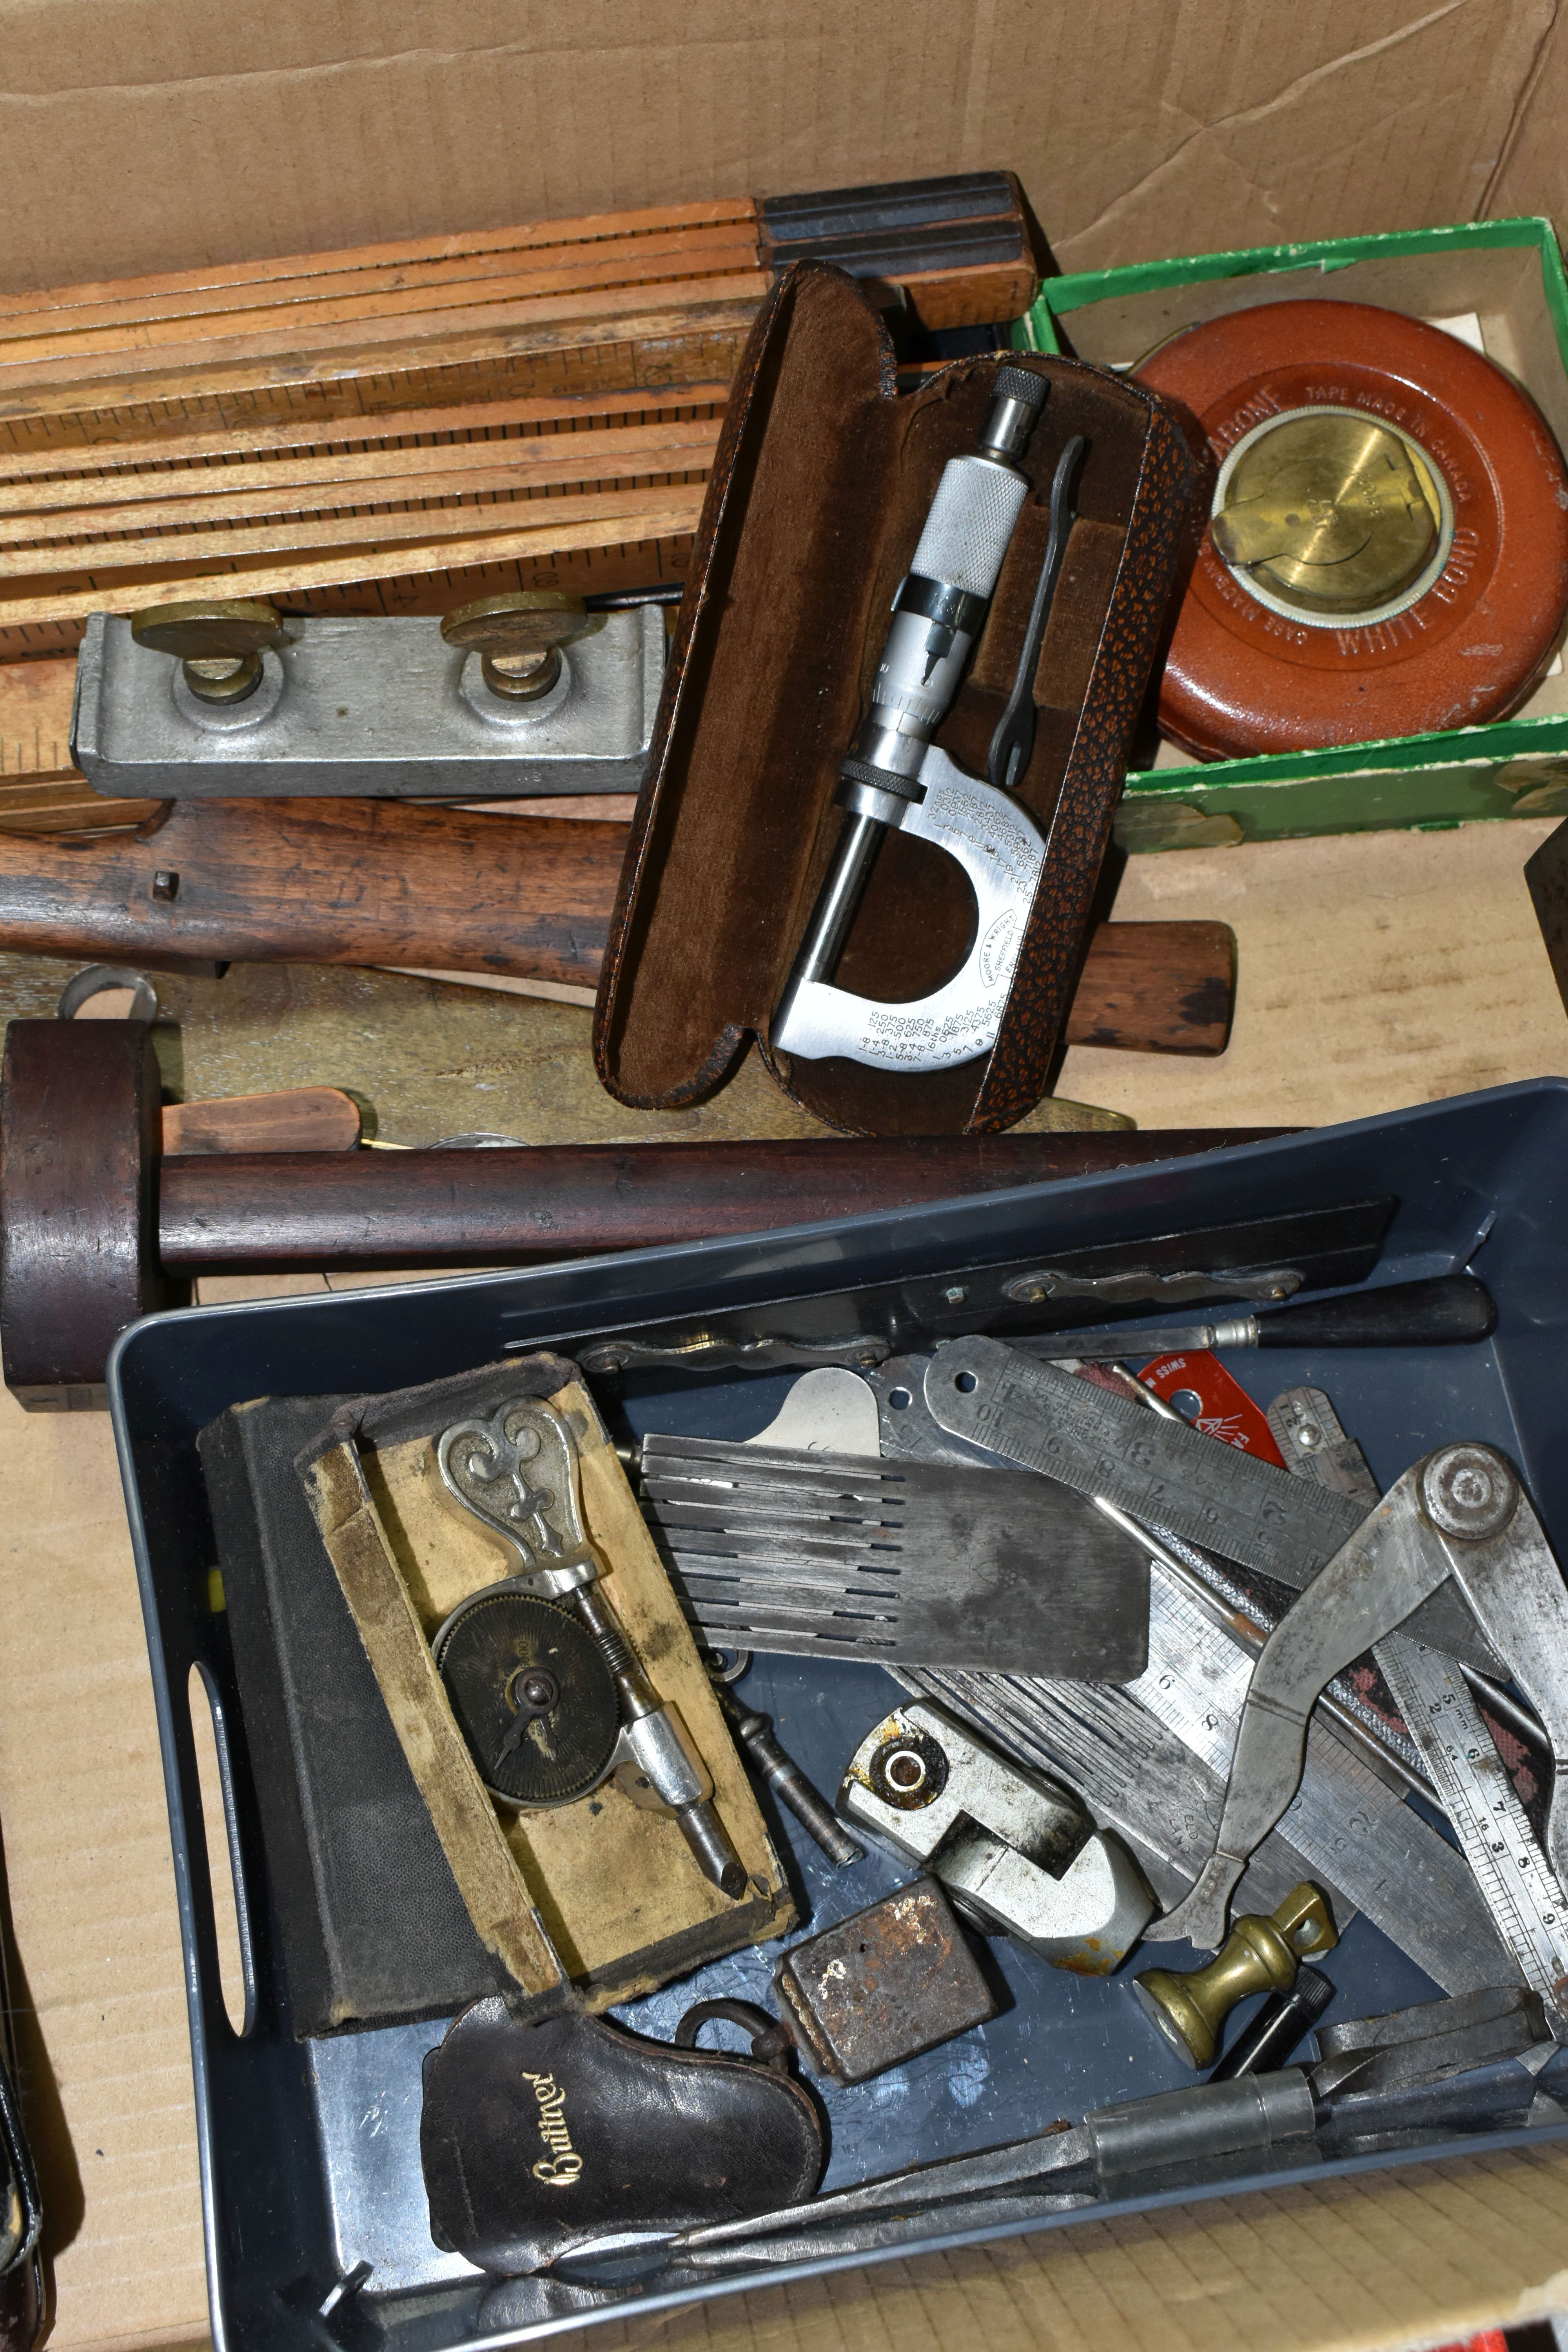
[108,1079,1568,2348]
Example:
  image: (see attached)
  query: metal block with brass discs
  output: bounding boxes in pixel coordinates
[1136,300,1568,758]
[1133,1883,1339,2070]
[434,1394,748,1896]
[74,590,664,799]
[839,1700,1156,1973]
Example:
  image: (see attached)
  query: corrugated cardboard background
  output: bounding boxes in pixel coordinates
[0,1,1564,295]
[8,7,1568,2350]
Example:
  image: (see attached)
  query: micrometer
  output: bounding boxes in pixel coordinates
[773,365,1081,1074]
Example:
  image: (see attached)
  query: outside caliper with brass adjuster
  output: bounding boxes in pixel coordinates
[925,1335,1568,2020]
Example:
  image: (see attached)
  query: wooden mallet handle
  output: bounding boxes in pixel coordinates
[0,799,1236,1055]
[1,1020,1281,1405]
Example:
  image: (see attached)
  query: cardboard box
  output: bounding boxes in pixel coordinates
[1018,218,1568,848]
[4,834,1568,2352]
[9,9,1568,2352]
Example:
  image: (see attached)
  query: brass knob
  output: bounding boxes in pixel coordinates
[131,598,285,706]
[1132,1882,1338,2070]
[441,590,605,702]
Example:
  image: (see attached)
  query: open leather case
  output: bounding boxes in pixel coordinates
[593,262,1197,1136]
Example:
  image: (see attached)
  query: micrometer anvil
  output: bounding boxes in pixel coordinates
[1152,1442,1568,1952]
[771,748,1048,1071]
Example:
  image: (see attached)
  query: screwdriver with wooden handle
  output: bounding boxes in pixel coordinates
[1018,1274,1497,1361]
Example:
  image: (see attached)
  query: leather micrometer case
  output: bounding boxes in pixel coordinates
[592,263,1196,1137]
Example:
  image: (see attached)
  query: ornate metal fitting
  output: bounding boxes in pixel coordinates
[579,1330,890,1377]
[1002,1264,1303,1309]
[437,1397,603,1597]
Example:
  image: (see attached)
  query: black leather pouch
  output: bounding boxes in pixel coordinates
[421,1995,824,2275]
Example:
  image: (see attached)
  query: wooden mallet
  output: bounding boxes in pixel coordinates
[0,1019,1283,1406]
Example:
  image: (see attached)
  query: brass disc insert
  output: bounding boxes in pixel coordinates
[440,589,607,702]
[131,597,286,704]
[1209,407,1453,627]
[1135,296,1568,758]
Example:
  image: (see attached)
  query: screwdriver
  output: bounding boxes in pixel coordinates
[548,2054,1541,2283]
[1016,1272,1496,1362]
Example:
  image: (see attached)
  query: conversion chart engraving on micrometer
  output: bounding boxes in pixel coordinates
[772,753,1046,1072]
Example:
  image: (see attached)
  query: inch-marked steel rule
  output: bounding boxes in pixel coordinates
[1130,1495,1427,1780]
[899,1646,1510,1993]
[895,1660,1330,1921]
[1129,1570,1509,1993]
[1130,1568,1253,1771]
[1375,1632,1568,2026]
[928,1335,1363,1581]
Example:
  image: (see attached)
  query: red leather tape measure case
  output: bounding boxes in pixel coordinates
[1137,299,1568,759]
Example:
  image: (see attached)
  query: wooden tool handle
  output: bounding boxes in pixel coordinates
[0,797,624,989]
[156,1130,1290,1269]
[0,798,1234,1056]
[1254,1274,1497,1348]
[160,1085,362,1155]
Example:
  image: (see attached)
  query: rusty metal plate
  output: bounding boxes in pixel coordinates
[773,1878,997,2085]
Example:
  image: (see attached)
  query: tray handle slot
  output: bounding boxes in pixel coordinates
[186,1661,258,2038]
